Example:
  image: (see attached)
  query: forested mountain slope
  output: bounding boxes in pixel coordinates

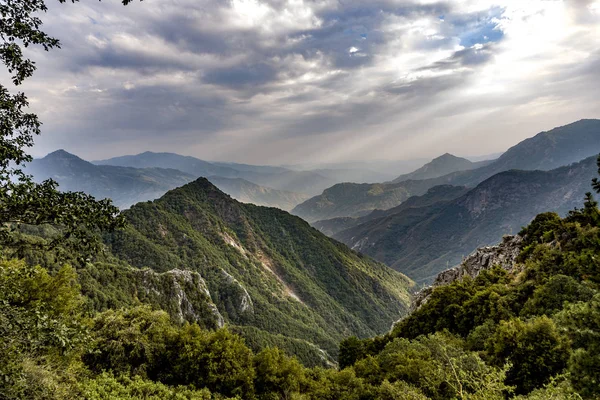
[105,178,413,361]
[335,155,597,283]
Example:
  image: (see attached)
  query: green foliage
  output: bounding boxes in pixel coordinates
[360,332,510,400]
[555,295,600,399]
[0,259,86,399]
[106,178,413,363]
[78,373,217,400]
[485,316,570,394]
[253,348,305,399]
[515,376,582,400]
[83,306,176,377]
[166,325,256,398]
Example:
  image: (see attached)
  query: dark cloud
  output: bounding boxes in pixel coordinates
[21,0,600,164]
[203,62,278,88]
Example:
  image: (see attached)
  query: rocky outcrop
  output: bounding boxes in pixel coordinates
[221,269,254,314]
[136,268,225,329]
[413,235,523,310]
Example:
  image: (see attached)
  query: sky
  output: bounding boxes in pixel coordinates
[16,0,600,165]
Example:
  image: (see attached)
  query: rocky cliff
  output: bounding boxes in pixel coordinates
[413,235,523,310]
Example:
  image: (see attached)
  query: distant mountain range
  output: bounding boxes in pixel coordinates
[293,119,600,222]
[313,185,470,236]
[334,155,598,284]
[205,176,309,211]
[106,178,413,362]
[25,150,196,209]
[26,150,311,210]
[96,152,336,196]
[392,153,491,183]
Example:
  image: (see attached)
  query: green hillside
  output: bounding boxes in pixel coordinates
[335,155,597,284]
[105,178,413,360]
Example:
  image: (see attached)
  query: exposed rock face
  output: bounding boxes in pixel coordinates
[221,269,254,314]
[137,268,225,329]
[413,235,523,310]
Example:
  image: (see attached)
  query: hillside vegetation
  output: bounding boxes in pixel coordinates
[335,155,597,283]
[5,165,600,398]
[105,179,413,360]
[340,187,600,398]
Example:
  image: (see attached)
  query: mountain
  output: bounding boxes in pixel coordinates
[333,155,598,284]
[291,179,441,222]
[25,150,196,209]
[313,185,470,236]
[94,151,240,177]
[207,176,309,211]
[96,151,336,196]
[392,153,488,183]
[106,178,413,362]
[294,119,600,222]
[441,119,600,188]
[311,168,396,184]
[28,151,312,211]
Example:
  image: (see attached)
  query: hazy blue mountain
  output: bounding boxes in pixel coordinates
[96,151,336,196]
[95,151,241,177]
[295,120,600,222]
[25,150,196,209]
[313,185,469,236]
[311,168,396,184]
[334,155,598,284]
[440,119,600,188]
[207,176,309,211]
[28,151,313,211]
[392,153,487,183]
[291,179,441,222]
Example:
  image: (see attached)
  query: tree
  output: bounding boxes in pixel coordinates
[485,316,570,394]
[0,0,135,260]
[556,295,600,399]
[0,259,87,399]
[253,347,305,400]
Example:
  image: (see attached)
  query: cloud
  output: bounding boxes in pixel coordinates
[18,0,600,165]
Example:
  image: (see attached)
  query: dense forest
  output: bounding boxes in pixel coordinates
[4,165,600,398]
[2,1,600,399]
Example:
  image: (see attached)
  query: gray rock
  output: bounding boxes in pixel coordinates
[413,235,523,310]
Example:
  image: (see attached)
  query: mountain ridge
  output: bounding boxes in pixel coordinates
[392,153,484,183]
[106,177,414,359]
[334,155,598,283]
[293,119,600,222]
